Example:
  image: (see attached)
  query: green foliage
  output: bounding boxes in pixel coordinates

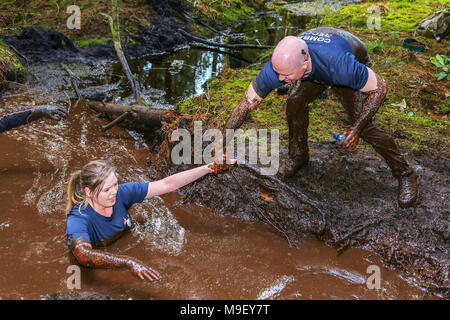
[430,54,450,81]
[367,39,385,54]
[375,100,449,150]
[381,57,406,68]
[439,101,450,115]
[321,0,448,32]
[191,0,262,26]
[73,37,112,48]
[0,39,27,85]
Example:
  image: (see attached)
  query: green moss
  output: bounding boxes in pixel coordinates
[367,39,385,54]
[0,39,27,85]
[322,0,449,32]
[264,2,285,12]
[191,0,264,26]
[439,101,450,115]
[73,37,113,48]
[380,56,407,68]
[0,0,150,44]
[375,102,449,150]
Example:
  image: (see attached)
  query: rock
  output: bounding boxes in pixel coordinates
[415,9,450,41]
[284,0,359,17]
[44,292,112,300]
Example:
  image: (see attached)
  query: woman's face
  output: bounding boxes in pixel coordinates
[86,171,119,211]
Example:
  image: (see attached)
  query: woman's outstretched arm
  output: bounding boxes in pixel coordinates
[146,157,236,199]
[71,238,161,281]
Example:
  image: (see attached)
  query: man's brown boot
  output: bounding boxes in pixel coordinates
[397,171,418,208]
[278,154,309,179]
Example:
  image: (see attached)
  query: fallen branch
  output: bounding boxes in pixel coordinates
[178,29,273,50]
[101,110,130,132]
[101,0,147,106]
[86,100,183,130]
[190,45,252,64]
[6,43,29,63]
[70,78,82,109]
[182,11,225,36]
[336,218,385,255]
[63,64,82,110]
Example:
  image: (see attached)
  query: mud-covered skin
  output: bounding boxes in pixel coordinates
[208,161,233,174]
[329,82,413,178]
[342,73,387,152]
[71,239,161,282]
[207,153,234,174]
[223,86,262,132]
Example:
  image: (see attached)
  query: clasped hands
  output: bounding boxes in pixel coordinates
[208,152,237,174]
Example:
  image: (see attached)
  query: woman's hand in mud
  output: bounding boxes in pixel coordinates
[208,153,237,174]
[128,259,161,282]
[342,128,360,152]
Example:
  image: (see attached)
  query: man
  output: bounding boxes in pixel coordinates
[223,27,418,208]
[0,104,68,133]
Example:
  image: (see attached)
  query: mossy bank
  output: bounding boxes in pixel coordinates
[0,0,266,48]
[0,39,26,90]
[178,0,450,153]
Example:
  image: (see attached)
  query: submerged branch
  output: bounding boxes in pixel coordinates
[178,29,273,50]
[100,9,147,106]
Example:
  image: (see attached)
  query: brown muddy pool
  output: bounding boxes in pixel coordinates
[0,97,432,300]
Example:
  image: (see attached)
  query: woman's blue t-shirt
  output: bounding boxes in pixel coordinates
[252,30,369,97]
[66,182,149,247]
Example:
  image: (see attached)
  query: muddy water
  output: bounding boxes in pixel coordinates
[0,0,436,300]
[0,96,430,299]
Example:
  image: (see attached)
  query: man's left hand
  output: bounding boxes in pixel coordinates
[342,127,360,151]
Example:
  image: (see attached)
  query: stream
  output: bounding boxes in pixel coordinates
[0,4,443,300]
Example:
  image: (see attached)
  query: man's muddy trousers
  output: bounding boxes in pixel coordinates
[286,27,413,178]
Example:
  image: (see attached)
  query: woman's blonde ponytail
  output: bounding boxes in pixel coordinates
[65,160,116,215]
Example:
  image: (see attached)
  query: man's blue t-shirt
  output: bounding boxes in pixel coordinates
[252,30,369,98]
[66,182,149,247]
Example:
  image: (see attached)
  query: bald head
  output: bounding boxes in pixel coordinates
[272,36,309,83]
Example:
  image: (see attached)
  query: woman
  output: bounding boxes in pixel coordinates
[66,158,234,282]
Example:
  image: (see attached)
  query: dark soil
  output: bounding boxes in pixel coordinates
[172,143,449,298]
[1,0,192,64]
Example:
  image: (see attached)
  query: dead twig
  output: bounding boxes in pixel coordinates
[178,29,273,50]
[101,110,130,132]
[100,0,148,106]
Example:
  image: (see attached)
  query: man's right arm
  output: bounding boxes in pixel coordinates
[223,82,263,132]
